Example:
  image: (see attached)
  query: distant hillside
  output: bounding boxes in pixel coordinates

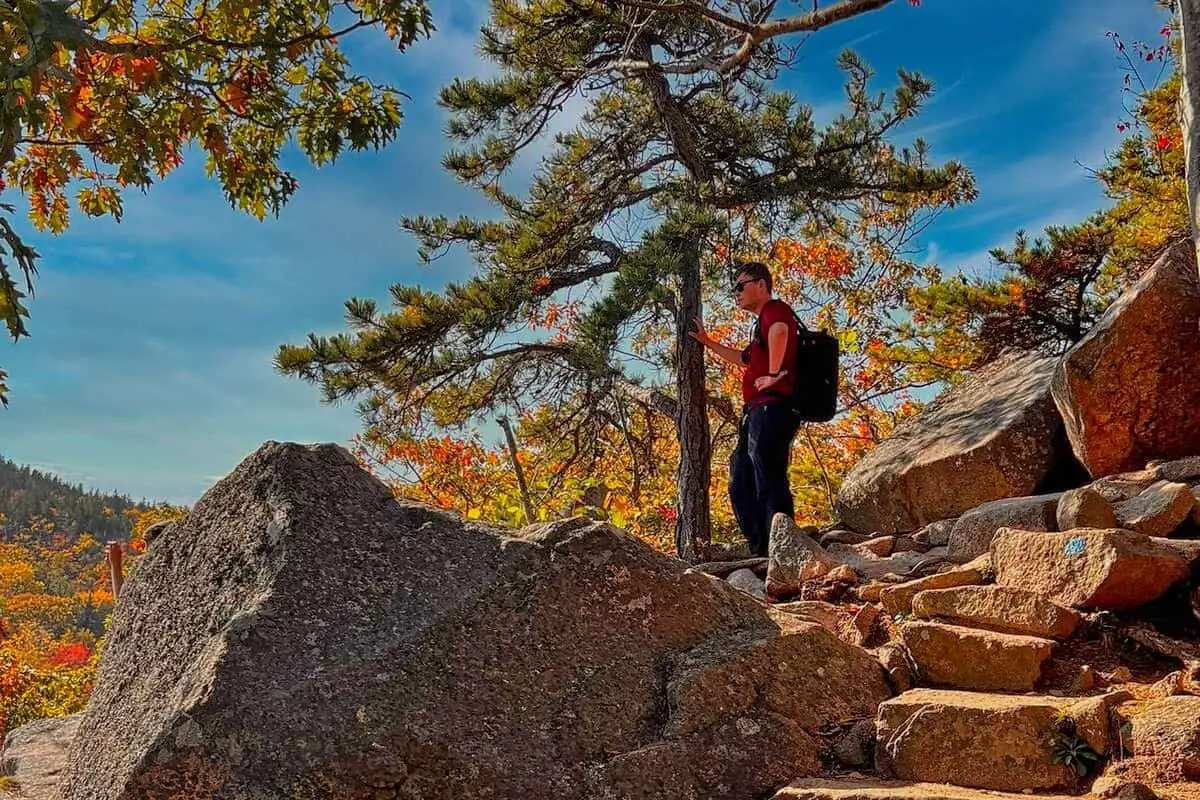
[0,456,148,542]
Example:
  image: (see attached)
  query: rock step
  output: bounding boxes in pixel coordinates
[772,778,1078,800]
[990,527,1188,611]
[876,688,1117,792]
[878,558,986,615]
[897,620,1054,692]
[910,585,1082,640]
[0,713,81,800]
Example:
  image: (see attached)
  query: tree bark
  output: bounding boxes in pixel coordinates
[673,234,713,561]
[1180,0,1200,272]
[496,416,537,525]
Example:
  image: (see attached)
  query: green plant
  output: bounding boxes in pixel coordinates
[1051,715,1102,777]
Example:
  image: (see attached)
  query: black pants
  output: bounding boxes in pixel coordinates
[729,401,801,557]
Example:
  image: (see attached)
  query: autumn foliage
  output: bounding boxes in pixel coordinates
[0,504,182,741]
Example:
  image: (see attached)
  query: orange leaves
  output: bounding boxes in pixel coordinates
[529,300,581,336]
[1005,282,1030,313]
[221,83,250,115]
[772,238,855,283]
[81,51,160,89]
[532,276,552,291]
[128,57,161,88]
[204,124,228,157]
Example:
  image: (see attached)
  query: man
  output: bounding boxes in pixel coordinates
[691,261,800,557]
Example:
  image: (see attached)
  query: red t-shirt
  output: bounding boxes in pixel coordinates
[741,299,799,407]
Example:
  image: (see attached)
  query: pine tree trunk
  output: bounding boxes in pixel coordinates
[1181,0,1200,269]
[673,235,712,561]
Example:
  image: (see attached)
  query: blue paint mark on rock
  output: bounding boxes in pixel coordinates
[1064,536,1086,556]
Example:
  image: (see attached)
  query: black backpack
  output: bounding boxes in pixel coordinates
[753,305,839,422]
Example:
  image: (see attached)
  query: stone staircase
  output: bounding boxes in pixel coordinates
[771,579,1145,800]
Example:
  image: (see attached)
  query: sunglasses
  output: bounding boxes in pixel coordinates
[732,277,760,294]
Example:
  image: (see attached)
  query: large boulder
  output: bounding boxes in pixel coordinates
[878,562,986,616]
[946,493,1060,561]
[897,621,1054,692]
[1052,241,1200,477]
[1113,480,1195,537]
[1056,486,1117,531]
[835,351,1070,535]
[990,528,1189,611]
[63,442,889,800]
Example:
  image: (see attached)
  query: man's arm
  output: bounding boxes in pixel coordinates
[689,316,746,368]
[752,321,790,392]
[765,321,789,375]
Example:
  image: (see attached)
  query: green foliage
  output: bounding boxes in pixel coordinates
[1052,733,1102,777]
[0,0,434,404]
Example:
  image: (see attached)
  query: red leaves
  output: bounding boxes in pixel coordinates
[50,643,91,669]
[129,57,160,88]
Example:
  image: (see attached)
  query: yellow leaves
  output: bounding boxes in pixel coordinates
[4,594,74,631]
[0,563,40,596]
[75,185,121,219]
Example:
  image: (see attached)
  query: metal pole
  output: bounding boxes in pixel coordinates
[497,416,537,526]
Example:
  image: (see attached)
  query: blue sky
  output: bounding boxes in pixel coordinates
[0,0,1172,505]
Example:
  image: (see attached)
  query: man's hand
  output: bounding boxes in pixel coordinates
[754,370,787,391]
[688,316,713,348]
[691,316,745,368]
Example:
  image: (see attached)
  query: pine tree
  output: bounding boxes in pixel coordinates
[278,0,973,558]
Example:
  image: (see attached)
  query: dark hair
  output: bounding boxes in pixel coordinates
[734,261,773,294]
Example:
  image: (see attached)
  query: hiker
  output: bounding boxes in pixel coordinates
[691,261,801,557]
